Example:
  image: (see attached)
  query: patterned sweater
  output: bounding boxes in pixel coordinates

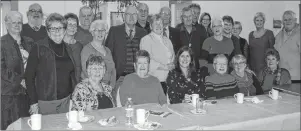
[204,73,239,99]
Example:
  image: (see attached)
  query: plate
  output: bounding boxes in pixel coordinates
[78,115,95,123]
[190,109,206,115]
[98,119,119,127]
[133,121,162,130]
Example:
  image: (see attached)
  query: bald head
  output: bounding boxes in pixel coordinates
[5,11,23,35]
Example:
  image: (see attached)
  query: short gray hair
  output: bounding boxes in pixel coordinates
[79,6,93,16]
[211,18,223,29]
[181,7,192,18]
[89,20,108,33]
[137,3,149,11]
[231,54,247,65]
[45,13,67,30]
[213,54,228,64]
[282,10,296,20]
[253,12,266,23]
[5,11,23,23]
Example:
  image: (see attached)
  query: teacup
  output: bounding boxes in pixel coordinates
[234,93,244,104]
[185,94,199,107]
[27,114,42,130]
[136,109,150,125]
[269,89,279,100]
[66,111,78,123]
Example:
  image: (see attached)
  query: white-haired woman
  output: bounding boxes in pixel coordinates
[81,20,116,89]
[249,12,275,76]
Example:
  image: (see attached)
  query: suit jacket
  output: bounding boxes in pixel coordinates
[168,26,181,54]
[105,24,147,79]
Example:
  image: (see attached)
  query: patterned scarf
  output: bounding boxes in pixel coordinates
[261,66,282,86]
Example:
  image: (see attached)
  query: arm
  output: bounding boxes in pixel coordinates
[71,84,88,111]
[156,79,167,105]
[200,39,210,64]
[233,37,242,54]
[204,77,216,99]
[166,71,182,104]
[24,45,39,105]
[268,31,275,48]
[252,74,264,95]
[105,27,115,54]
[80,47,90,79]
[119,76,132,106]
[280,69,292,85]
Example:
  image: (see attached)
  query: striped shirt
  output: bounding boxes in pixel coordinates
[124,33,139,74]
[204,73,239,99]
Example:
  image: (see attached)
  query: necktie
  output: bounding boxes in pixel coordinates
[163,28,167,37]
[129,29,133,39]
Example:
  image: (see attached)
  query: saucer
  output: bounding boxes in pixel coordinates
[68,122,82,130]
[98,117,118,127]
[79,115,95,123]
[190,109,206,115]
[133,121,162,130]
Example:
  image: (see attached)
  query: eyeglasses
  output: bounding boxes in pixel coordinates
[125,13,138,17]
[214,63,227,66]
[182,15,192,19]
[67,23,77,29]
[9,21,22,26]
[233,62,246,66]
[138,9,148,14]
[212,25,222,28]
[283,18,294,22]
[202,19,210,21]
[29,9,42,13]
[88,66,105,71]
[160,12,170,16]
[93,29,106,33]
[48,27,64,33]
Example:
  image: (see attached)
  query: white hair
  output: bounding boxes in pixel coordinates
[89,20,108,33]
[5,11,23,23]
[253,12,266,23]
[211,18,223,29]
[282,10,296,20]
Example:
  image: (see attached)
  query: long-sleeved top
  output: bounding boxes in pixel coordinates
[274,25,300,80]
[230,71,262,96]
[81,43,116,87]
[119,73,167,106]
[71,79,115,111]
[167,67,209,104]
[140,32,175,82]
[237,37,250,65]
[74,26,93,46]
[249,29,275,75]
[136,21,151,34]
[204,73,239,99]
[21,23,48,43]
[65,41,83,83]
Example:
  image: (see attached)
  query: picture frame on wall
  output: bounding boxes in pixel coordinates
[273,19,282,29]
[110,12,124,26]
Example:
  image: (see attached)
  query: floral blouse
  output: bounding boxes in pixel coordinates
[71,79,115,111]
[166,67,209,104]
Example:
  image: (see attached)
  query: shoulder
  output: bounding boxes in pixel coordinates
[280,68,290,76]
[1,34,10,45]
[136,26,148,35]
[22,36,34,43]
[147,75,161,83]
[265,29,274,36]
[75,80,89,91]
[82,43,92,52]
[224,74,236,80]
[22,23,30,28]
[124,73,138,82]
[203,37,214,44]
[101,82,112,89]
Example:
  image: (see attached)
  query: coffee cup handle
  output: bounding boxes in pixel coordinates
[234,94,237,99]
[66,112,69,119]
[145,111,150,122]
[27,119,32,128]
[269,91,272,98]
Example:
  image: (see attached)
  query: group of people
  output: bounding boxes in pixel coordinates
[1,2,300,130]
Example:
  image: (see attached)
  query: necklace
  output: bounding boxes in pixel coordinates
[50,42,65,57]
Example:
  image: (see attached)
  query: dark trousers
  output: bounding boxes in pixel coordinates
[160,82,167,95]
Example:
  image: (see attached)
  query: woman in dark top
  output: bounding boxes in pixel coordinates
[232,21,249,65]
[71,55,114,111]
[249,12,275,76]
[199,12,213,37]
[25,13,79,115]
[63,13,83,83]
[258,49,291,93]
[167,46,209,104]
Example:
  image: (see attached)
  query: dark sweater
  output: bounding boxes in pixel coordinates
[21,24,48,43]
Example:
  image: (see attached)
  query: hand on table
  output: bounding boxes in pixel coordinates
[29,103,39,115]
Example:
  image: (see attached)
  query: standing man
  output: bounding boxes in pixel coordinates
[159,6,181,53]
[177,7,207,69]
[274,10,300,82]
[136,3,151,33]
[21,3,47,43]
[105,6,147,102]
[222,15,242,55]
[74,6,94,46]
[189,3,201,26]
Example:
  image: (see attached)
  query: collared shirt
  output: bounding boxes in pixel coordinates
[152,32,164,45]
[125,24,136,38]
[164,26,170,38]
[28,22,42,31]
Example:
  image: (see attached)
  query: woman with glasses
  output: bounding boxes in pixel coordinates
[199,12,213,37]
[230,54,264,96]
[81,20,116,89]
[64,13,83,83]
[25,13,79,115]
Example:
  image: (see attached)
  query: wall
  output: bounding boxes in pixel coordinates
[1,1,12,36]
[191,1,300,40]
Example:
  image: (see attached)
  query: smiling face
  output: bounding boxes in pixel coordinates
[87,63,106,81]
[91,23,107,42]
[66,18,77,36]
[213,57,228,75]
[137,4,148,22]
[254,16,265,29]
[160,7,171,26]
[201,15,210,28]
[47,21,66,44]
[232,23,242,37]
[266,55,279,70]
[151,19,163,35]
[182,10,193,26]
[223,20,233,34]
[179,51,191,68]
[212,20,223,36]
[283,13,297,32]
[135,57,149,78]
[190,7,200,25]
[6,13,23,35]
[124,6,138,26]
[79,8,94,27]
[27,4,43,26]
[233,59,247,73]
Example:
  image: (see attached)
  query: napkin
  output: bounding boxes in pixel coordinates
[245,97,263,104]
[68,122,82,130]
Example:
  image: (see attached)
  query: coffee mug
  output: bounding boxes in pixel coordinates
[269,89,279,100]
[196,98,205,112]
[136,109,150,125]
[27,114,42,130]
[234,93,244,104]
[185,94,199,107]
[66,111,78,123]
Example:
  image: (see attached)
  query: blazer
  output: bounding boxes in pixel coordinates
[105,24,148,79]
[140,32,175,82]
[168,26,181,53]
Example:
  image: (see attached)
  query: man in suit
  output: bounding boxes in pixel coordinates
[159,6,181,54]
[21,3,47,43]
[105,6,147,102]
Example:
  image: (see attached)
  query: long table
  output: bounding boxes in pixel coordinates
[7,90,300,130]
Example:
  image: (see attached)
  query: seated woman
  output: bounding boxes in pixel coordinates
[119,50,167,106]
[258,49,291,93]
[167,46,209,104]
[204,54,239,99]
[230,54,264,96]
[71,55,115,111]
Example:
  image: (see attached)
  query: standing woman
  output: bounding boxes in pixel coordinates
[249,12,275,75]
[1,11,34,130]
[199,12,213,37]
[25,13,79,115]
[64,13,83,83]
[232,21,249,65]
[140,14,175,95]
[167,46,209,104]
[81,20,116,88]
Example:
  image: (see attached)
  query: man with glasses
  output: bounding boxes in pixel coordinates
[177,7,207,69]
[1,11,34,130]
[274,10,300,82]
[136,3,151,33]
[21,3,47,42]
[74,6,94,46]
[105,5,147,103]
[159,6,181,53]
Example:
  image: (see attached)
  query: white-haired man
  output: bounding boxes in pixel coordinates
[274,10,300,82]
[21,3,47,42]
